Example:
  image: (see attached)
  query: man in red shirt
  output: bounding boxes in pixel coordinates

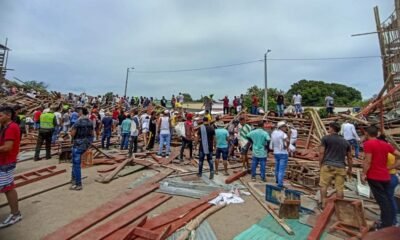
[362,126,400,228]
[0,106,22,228]
[251,94,259,115]
[33,107,42,130]
[221,96,229,115]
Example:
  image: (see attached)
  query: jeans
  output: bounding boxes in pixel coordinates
[34,122,40,130]
[180,137,193,159]
[251,156,266,180]
[62,124,70,133]
[251,106,258,115]
[72,147,85,186]
[198,151,214,176]
[276,104,284,117]
[274,154,288,187]
[387,174,399,224]
[128,136,138,157]
[101,129,111,149]
[368,179,395,228]
[52,126,61,144]
[347,139,359,159]
[158,133,171,154]
[120,133,130,150]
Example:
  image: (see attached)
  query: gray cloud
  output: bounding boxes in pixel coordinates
[0,0,394,99]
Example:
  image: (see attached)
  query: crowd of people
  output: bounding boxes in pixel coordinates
[0,89,398,231]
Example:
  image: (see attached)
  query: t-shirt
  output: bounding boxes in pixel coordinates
[239,123,252,147]
[198,125,215,153]
[63,113,70,125]
[102,116,113,131]
[205,114,212,122]
[0,122,20,165]
[293,94,302,105]
[70,112,79,124]
[121,119,132,134]
[277,95,284,105]
[215,128,229,148]
[246,128,270,158]
[325,96,334,107]
[252,96,259,107]
[223,98,229,107]
[387,153,396,175]
[54,112,62,125]
[364,139,395,181]
[270,129,288,154]
[112,110,119,120]
[321,134,350,168]
[33,111,42,122]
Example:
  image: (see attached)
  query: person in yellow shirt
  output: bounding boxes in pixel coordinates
[204,110,212,122]
[378,135,400,225]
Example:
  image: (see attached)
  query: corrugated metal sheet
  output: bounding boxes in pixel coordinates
[234,215,331,240]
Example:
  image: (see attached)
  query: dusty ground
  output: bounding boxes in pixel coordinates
[0,154,268,240]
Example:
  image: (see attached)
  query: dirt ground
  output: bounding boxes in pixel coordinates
[0,155,268,240]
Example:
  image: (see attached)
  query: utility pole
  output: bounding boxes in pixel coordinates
[124,67,134,98]
[264,49,271,112]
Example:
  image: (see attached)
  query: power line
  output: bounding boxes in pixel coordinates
[133,55,381,74]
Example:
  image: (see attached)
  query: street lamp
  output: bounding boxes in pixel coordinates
[264,49,272,112]
[124,66,134,98]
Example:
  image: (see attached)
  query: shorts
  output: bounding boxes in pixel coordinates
[216,147,228,160]
[319,165,346,191]
[240,145,249,155]
[295,104,302,113]
[0,163,16,193]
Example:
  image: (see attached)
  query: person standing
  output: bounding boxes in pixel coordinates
[362,126,400,228]
[120,115,132,150]
[160,96,167,108]
[221,96,229,115]
[101,112,113,149]
[62,109,71,133]
[246,121,270,181]
[288,123,298,156]
[147,111,157,151]
[318,122,352,207]
[171,95,176,109]
[33,107,42,130]
[340,121,360,159]
[251,94,259,115]
[203,96,213,113]
[292,92,303,118]
[325,94,334,116]
[270,121,290,188]
[233,96,239,114]
[0,107,22,228]
[239,116,252,172]
[70,109,79,127]
[128,110,140,157]
[276,93,285,117]
[157,110,171,157]
[70,107,93,190]
[179,113,194,162]
[197,117,215,179]
[34,108,56,161]
[215,121,229,176]
[204,110,212,122]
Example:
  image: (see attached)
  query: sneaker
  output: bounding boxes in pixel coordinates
[69,185,82,191]
[209,172,214,180]
[0,212,22,228]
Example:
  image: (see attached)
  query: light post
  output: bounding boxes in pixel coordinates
[124,66,134,98]
[264,49,271,112]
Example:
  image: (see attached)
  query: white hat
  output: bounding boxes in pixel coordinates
[43,108,50,113]
[164,110,169,114]
[277,121,286,128]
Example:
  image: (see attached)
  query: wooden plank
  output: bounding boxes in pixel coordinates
[43,170,172,240]
[14,167,67,188]
[90,144,114,159]
[242,179,294,235]
[225,170,247,184]
[75,194,172,240]
[97,159,132,183]
[97,165,117,173]
[307,200,335,240]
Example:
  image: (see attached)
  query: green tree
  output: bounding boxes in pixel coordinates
[182,93,193,102]
[286,79,362,106]
[24,80,48,92]
[243,85,281,112]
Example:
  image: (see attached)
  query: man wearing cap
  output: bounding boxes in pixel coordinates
[157,110,172,157]
[215,121,229,175]
[270,121,289,188]
[197,117,215,179]
[246,121,270,181]
[34,108,56,161]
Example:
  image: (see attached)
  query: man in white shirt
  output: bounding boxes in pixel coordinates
[292,92,302,118]
[340,121,360,159]
[270,121,289,188]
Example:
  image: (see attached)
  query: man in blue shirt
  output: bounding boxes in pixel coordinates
[120,115,132,150]
[215,122,229,176]
[101,112,113,149]
[246,121,270,182]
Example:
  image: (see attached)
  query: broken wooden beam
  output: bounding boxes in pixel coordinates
[307,200,335,240]
[96,158,131,183]
[225,170,247,184]
[14,166,67,188]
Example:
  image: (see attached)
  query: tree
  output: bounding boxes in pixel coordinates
[182,93,193,102]
[286,79,362,106]
[24,80,48,92]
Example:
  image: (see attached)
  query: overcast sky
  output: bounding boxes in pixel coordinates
[0,0,394,99]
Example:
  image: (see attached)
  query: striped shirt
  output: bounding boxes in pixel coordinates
[239,123,251,147]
